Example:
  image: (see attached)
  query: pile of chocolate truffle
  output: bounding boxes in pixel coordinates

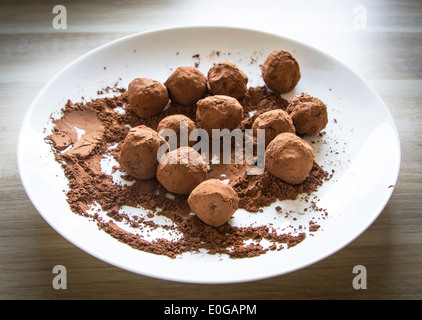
[118,49,328,228]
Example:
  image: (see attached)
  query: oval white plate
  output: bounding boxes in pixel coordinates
[17,26,400,284]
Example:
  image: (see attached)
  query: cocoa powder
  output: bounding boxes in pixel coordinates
[46,85,330,259]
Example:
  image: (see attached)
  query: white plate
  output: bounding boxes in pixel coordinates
[17,26,401,284]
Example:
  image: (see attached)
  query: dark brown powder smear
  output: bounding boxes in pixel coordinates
[45,85,330,259]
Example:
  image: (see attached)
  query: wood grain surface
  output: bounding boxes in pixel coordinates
[0,0,421,300]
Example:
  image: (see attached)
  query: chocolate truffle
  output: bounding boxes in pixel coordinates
[265,132,313,185]
[252,109,296,147]
[286,93,328,135]
[261,49,301,93]
[157,114,197,149]
[207,61,248,99]
[127,78,169,118]
[119,125,163,180]
[196,95,243,134]
[188,179,239,228]
[164,66,207,105]
[156,146,207,194]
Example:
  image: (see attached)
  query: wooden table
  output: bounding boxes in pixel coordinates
[1,0,421,300]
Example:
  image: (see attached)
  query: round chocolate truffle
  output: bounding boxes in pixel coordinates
[157,114,197,149]
[188,179,239,228]
[164,66,207,105]
[252,109,296,147]
[119,125,163,180]
[286,93,328,135]
[127,78,169,118]
[156,146,207,194]
[196,95,244,134]
[207,61,248,99]
[261,49,301,93]
[265,132,313,185]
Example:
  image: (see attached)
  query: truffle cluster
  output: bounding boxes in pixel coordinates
[119,50,329,228]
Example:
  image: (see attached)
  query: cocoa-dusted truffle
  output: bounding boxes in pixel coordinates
[156,146,207,194]
[188,179,239,228]
[157,114,197,149]
[127,78,169,118]
[265,132,313,185]
[207,61,248,99]
[252,109,295,147]
[286,93,328,135]
[196,95,243,134]
[261,49,301,93]
[164,66,207,105]
[119,125,163,180]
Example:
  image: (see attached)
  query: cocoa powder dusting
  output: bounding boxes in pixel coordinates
[46,84,330,259]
